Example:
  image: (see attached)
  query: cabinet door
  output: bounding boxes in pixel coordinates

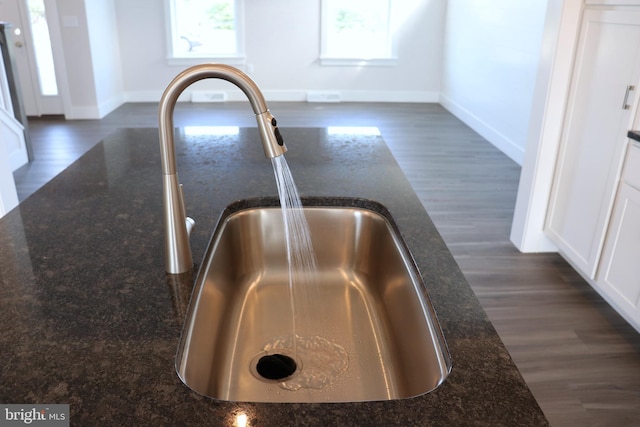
[597,183,640,328]
[546,9,640,278]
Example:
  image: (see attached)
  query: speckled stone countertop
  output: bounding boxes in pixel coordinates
[0,128,548,426]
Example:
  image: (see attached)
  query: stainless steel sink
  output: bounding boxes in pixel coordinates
[176,199,451,403]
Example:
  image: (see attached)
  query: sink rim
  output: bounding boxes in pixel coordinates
[175,196,452,403]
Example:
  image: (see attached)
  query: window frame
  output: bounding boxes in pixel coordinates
[319,0,397,67]
[164,0,245,66]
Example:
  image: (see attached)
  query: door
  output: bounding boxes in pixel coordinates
[545,9,640,278]
[0,0,65,116]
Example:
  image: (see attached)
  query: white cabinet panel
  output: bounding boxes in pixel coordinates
[546,9,640,278]
[597,183,640,328]
[624,141,640,189]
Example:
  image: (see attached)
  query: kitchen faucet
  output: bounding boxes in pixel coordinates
[158,64,287,274]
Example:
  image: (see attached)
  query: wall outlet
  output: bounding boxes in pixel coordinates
[307,91,341,103]
[192,91,226,103]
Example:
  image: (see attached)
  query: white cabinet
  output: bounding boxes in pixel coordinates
[546,9,640,278]
[597,143,640,328]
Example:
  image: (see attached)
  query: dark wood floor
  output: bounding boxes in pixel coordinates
[14,102,640,426]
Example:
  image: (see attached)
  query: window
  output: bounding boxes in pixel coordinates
[320,0,395,66]
[166,0,244,63]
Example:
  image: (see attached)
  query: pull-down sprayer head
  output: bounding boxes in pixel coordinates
[255,110,286,158]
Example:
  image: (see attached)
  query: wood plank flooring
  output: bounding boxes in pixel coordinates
[14,102,640,426]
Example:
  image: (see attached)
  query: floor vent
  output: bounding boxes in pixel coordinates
[307,91,341,103]
[192,91,226,103]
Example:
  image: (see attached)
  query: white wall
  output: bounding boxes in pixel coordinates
[114,0,445,103]
[85,0,125,117]
[441,0,548,165]
[55,0,96,117]
[53,0,123,119]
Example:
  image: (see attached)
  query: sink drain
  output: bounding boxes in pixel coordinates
[251,351,300,382]
[255,353,297,380]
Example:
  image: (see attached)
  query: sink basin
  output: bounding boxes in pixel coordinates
[176,198,451,403]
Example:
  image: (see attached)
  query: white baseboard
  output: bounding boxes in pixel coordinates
[125,91,168,103]
[96,94,126,118]
[67,94,126,119]
[440,94,525,165]
[307,91,342,103]
[124,89,439,104]
[66,106,102,120]
[339,90,438,103]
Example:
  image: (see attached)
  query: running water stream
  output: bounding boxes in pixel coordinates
[268,155,348,391]
[271,154,318,343]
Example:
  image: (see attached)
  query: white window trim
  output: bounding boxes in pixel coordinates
[164,0,246,66]
[319,0,397,67]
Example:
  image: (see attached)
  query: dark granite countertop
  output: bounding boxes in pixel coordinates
[628,130,640,143]
[0,127,547,426]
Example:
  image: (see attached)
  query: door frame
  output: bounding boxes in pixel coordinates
[11,0,71,117]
